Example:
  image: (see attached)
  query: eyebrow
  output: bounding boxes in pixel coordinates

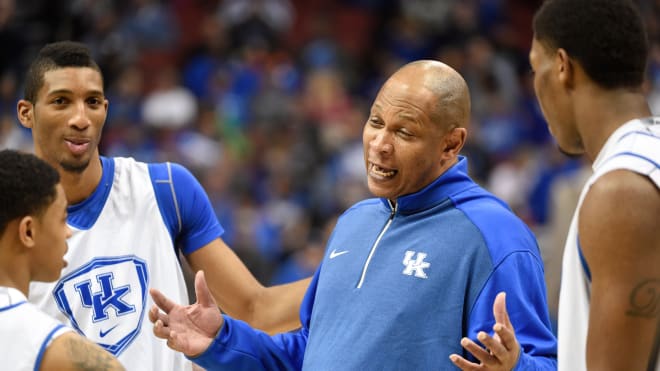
[397,112,419,122]
[371,102,383,112]
[46,88,105,96]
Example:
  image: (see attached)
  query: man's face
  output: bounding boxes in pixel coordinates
[362,76,448,201]
[19,67,108,173]
[529,38,583,155]
[31,184,71,282]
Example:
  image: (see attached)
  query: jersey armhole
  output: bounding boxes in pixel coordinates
[34,323,69,371]
[148,162,183,243]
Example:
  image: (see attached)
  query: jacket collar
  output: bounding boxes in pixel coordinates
[378,156,478,214]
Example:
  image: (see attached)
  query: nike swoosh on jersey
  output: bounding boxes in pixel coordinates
[329,249,349,259]
[99,324,119,338]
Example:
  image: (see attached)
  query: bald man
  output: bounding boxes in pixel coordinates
[147,60,557,370]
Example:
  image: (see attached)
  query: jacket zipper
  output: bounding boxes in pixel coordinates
[356,200,397,288]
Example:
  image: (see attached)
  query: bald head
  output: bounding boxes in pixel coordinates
[384,60,471,131]
[363,60,470,200]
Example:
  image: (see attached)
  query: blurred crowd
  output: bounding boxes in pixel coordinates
[1,0,659,326]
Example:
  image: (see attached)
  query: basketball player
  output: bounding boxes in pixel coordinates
[0,149,124,371]
[533,1,659,369]
[455,0,659,370]
[17,41,309,370]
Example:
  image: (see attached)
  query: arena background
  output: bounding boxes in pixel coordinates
[1,0,659,332]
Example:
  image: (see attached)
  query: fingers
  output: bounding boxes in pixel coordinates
[493,322,517,353]
[148,305,168,325]
[153,319,171,340]
[476,331,508,360]
[194,271,216,308]
[150,288,176,313]
[449,353,479,370]
[460,337,491,361]
[492,292,512,329]
[453,293,521,370]
[492,291,519,354]
[458,333,516,368]
[148,305,157,323]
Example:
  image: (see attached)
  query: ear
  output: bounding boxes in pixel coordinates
[18,215,36,248]
[17,100,35,129]
[556,48,575,90]
[442,127,467,159]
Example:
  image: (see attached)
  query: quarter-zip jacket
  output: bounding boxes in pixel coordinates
[193,157,557,370]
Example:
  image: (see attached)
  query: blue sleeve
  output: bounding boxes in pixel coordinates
[191,316,307,370]
[468,252,557,370]
[149,162,224,255]
[192,265,321,370]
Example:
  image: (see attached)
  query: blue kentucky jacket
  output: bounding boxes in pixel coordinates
[193,157,557,370]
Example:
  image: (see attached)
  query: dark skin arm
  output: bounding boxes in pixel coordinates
[40,332,125,371]
[579,170,660,370]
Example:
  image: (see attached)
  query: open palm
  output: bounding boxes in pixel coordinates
[149,271,224,357]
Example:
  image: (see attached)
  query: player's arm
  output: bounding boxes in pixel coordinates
[153,162,311,335]
[39,332,125,371]
[187,240,311,335]
[579,170,660,370]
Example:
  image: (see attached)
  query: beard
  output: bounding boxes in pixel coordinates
[60,158,90,174]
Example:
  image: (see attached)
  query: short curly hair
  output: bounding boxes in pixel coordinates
[23,40,103,103]
[0,150,61,234]
[533,0,648,89]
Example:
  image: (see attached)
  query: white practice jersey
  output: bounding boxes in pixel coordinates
[29,157,223,371]
[558,118,660,371]
[0,286,72,371]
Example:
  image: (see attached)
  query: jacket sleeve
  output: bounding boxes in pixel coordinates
[190,266,321,370]
[190,317,307,370]
[467,251,557,370]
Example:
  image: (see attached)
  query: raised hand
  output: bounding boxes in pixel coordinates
[149,270,224,357]
[449,292,521,370]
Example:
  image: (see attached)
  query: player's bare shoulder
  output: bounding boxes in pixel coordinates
[39,331,125,371]
[580,169,659,245]
[578,168,659,296]
[580,169,659,235]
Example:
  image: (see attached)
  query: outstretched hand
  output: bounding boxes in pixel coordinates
[149,270,224,357]
[449,292,521,370]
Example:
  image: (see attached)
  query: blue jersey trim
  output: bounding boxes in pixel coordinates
[67,157,114,230]
[0,300,27,312]
[148,162,224,255]
[577,237,592,282]
[617,130,660,143]
[606,152,660,169]
[34,323,67,371]
[149,162,183,242]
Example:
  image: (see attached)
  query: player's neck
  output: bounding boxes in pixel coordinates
[575,88,651,163]
[58,155,104,206]
[0,243,30,297]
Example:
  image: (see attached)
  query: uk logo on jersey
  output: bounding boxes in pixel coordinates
[52,255,149,356]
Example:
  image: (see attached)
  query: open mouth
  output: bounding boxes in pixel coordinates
[65,138,90,155]
[369,162,398,178]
